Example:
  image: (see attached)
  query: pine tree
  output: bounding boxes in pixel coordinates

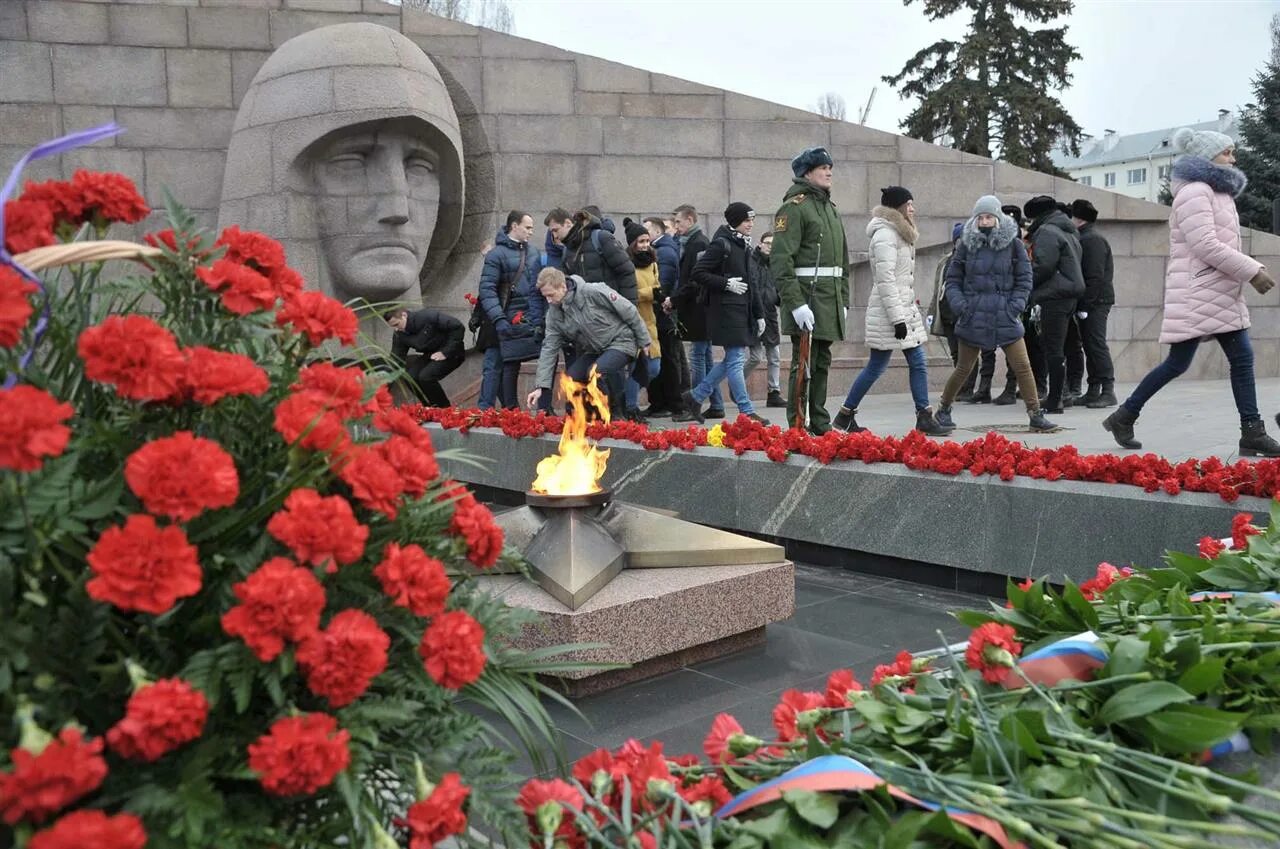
[1236,15,1280,232]
[883,0,1082,175]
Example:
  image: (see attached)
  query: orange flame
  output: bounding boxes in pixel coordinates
[531,368,611,495]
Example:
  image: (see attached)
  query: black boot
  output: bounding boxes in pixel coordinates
[935,405,957,431]
[766,390,786,408]
[993,382,1017,406]
[675,390,704,424]
[1028,410,1058,432]
[916,407,952,436]
[1087,382,1118,409]
[1080,384,1102,407]
[832,406,864,433]
[1240,420,1280,458]
[1102,407,1142,450]
[968,375,993,404]
[955,370,978,403]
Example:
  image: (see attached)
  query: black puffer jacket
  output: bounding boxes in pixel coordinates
[562,211,638,304]
[1026,209,1086,305]
[391,309,465,363]
[693,225,764,348]
[1077,222,1115,306]
[674,227,709,342]
[751,246,781,346]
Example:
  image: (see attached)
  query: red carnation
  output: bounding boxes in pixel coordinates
[1231,513,1261,550]
[4,197,56,254]
[512,311,524,324]
[374,543,451,617]
[247,713,350,797]
[404,772,470,849]
[216,225,286,274]
[274,391,351,455]
[445,486,503,568]
[0,385,73,472]
[269,265,304,302]
[871,650,920,687]
[1199,536,1227,559]
[143,228,204,255]
[296,609,390,708]
[86,515,202,614]
[196,258,278,315]
[965,622,1023,685]
[679,775,731,814]
[294,363,368,419]
[125,431,239,522]
[516,778,583,841]
[0,728,107,825]
[378,434,440,497]
[824,668,864,707]
[28,810,146,849]
[338,446,404,518]
[107,678,209,762]
[0,265,37,347]
[221,557,326,661]
[19,180,83,225]
[703,712,761,764]
[463,293,478,306]
[771,689,825,742]
[374,406,433,447]
[77,314,185,401]
[180,346,269,404]
[1079,561,1134,600]
[419,610,486,689]
[69,170,149,225]
[277,291,359,346]
[267,489,368,571]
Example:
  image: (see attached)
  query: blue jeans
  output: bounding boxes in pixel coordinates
[625,357,662,409]
[689,340,723,410]
[843,345,930,412]
[692,346,753,414]
[478,347,503,409]
[1122,329,1259,423]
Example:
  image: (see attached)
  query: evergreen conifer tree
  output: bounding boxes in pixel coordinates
[883,0,1082,175]
[1236,15,1280,232]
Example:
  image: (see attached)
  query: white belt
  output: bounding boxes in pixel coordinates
[795,266,842,277]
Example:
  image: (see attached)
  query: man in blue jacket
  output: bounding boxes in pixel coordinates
[478,210,540,408]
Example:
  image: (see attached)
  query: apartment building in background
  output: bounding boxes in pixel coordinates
[1052,111,1239,202]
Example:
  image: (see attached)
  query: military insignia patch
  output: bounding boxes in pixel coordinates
[789,194,806,205]
[775,215,787,232]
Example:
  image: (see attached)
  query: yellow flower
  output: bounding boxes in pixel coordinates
[707,423,725,447]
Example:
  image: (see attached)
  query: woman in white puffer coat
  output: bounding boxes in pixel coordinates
[833,186,947,435]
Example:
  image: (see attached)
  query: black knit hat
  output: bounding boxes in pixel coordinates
[725,202,754,227]
[1023,195,1057,221]
[622,217,647,246]
[1000,204,1024,226]
[1070,199,1099,223]
[880,186,913,209]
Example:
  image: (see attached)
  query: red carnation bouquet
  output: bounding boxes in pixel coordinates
[0,161,577,848]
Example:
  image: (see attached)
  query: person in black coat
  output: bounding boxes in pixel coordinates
[745,232,785,407]
[388,308,466,407]
[1024,195,1086,413]
[478,211,542,408]
[1070,199,1117,408]
[678,202,766,424]
[561,208,638,304]
[671,204,718,416]
[641,216,689,417]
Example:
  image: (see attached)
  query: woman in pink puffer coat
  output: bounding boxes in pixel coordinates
[1103,127,1279,455]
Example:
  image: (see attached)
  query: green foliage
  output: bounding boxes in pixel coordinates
[1236,60,1280,232]
[883,0,1083,175]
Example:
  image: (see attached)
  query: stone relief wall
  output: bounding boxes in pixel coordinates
[4,0,1280,387]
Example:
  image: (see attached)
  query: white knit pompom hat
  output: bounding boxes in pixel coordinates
[1172,126,1234,160]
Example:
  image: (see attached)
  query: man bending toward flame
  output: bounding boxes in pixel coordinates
[527,268,652,419]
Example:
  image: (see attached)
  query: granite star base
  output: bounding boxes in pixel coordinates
[474,562,794,697]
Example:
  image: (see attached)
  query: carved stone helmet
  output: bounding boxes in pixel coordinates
[218,22,464,314]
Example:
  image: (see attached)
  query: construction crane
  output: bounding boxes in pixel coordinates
[859,86,877,125]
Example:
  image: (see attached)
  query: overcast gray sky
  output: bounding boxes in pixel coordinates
[512,0,1280,140]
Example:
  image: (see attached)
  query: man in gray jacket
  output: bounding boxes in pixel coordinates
[526,268,652,417]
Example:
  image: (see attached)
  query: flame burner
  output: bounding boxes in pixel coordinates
[514,488,626,610]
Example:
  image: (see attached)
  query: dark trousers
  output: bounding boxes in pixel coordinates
[649,327,688,412]
[1122,329,1259,424]
[1065,316,1084,392]
[500,360,535,410]
[1080,304,1114,386]
[566,349,634,417]
[1019,320,1046,391]
[1036,300,1074,409]
[786,336,833,431]
[408,354,464,407]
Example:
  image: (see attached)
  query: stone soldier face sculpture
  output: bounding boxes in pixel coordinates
[218,22,464,346]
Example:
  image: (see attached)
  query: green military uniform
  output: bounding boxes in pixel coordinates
[770,177,850,432]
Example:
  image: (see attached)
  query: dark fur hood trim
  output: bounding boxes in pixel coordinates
[1171,155,1248,198]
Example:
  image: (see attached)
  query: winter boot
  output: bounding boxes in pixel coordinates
[968,375,993,404]
[916,407,952,436]
[1080,384,1102,407]
[935,405,957,431]
[1087,382,1118,409]
[1102,407,1142,450]
[955,369,978,403]
[676,390,705,424]
[832,406,865,433]
[766,390,786,408]
[1028,410,1058,432]
[1240,420,1280,458]
[993,382,1017,406]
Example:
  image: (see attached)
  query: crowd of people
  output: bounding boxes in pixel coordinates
[387,127,1280,456]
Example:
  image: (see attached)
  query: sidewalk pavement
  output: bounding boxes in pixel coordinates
[649,378,1280,464]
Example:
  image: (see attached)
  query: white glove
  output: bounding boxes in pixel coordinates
[843,307,848,325]
[1076,310,1088,320]
[1029,304,1042,323]
[792,304,815,331]
[756,318,766,337]
[725,276,748,295]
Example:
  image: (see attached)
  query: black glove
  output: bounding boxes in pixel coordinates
[894,322,908,340]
